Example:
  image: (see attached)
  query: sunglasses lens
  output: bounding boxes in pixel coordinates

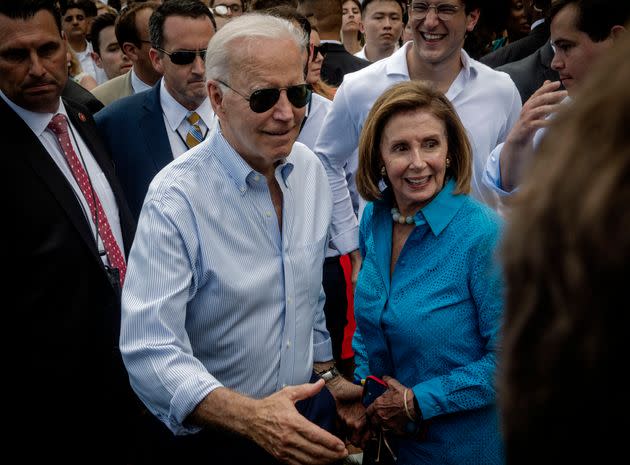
[249,88,280,113]
[248,85,312,113]
[170,50,206,65]
[287,85,311,108]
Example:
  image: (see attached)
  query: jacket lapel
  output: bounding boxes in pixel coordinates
[140,85,175,174]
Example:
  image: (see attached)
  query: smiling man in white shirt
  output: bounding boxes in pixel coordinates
[315,0,521,279]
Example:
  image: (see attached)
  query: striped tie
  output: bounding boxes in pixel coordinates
[185,111,204,148]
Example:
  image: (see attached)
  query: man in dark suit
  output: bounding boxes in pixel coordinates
[497,41,559,103]
[481,0,552,68]
[297,0,369,86]
[95,0,216,220]
[0,1,142,462]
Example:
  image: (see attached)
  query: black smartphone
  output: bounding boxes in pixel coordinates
[362,375,388,407]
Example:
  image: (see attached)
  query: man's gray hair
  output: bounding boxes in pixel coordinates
[205,13,307,83]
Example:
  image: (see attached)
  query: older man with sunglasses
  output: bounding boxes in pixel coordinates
[119,12,365,465]
[95,0,216,220]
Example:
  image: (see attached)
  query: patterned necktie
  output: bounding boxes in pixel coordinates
[185,111,204,148]
[47,114,127,286]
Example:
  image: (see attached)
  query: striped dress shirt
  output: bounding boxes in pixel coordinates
[120,126,333,434]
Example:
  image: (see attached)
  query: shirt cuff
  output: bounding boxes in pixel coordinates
[329,226,359,256]
[167,374,223,435]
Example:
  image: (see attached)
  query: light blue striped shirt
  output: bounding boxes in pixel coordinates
[120,125,333,434]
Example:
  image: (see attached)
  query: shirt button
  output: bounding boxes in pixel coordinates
[287,297,292,304]
[254,174,260,181]
[286,340,291,347]
[282,383,287,388]
[240,187,246,193]
[265,211,272,217]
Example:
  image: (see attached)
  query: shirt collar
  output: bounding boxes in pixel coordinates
[385,40,413,78]
[130,67,152,94]
[212,124,294,195]
[0,90,67,136]
[419,178,466,236]
[159,78,214,131]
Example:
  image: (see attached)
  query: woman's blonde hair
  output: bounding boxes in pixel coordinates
[356,80,472,201]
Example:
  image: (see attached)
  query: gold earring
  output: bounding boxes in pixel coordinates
[446,158,451,168]
[380,166,386,177]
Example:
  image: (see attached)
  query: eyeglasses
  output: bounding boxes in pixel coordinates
[217,80,312,113]
[409,2,461,20]
[309,44,323,62]
[211,3,243,16]
[157,47,206,65]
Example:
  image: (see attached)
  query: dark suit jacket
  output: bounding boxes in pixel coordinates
[62,78,105,114]
[481,20,550,69]
[95,84,173,220]
[319,42,370,87]
[497,41,560,103]
[3,96,140,462]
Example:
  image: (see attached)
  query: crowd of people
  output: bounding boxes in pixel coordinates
[2,0,628,464]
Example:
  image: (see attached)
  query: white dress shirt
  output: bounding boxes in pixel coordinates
[314,41,522,254]
[130,67,153,94]
[159,78,215,158]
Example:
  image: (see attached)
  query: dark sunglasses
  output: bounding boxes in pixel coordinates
[309,44,323,62]
[157,47,206,65]
[218,80,312,113]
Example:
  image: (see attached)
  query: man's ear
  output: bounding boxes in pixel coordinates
[122,42,139,61]
[91,51,104,69]
[466,8,480,32]
[359,20,366,35]
[207,80,225,117]
[149,47,163,74]
[610,24,626,41]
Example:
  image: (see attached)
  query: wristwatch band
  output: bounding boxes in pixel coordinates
[318,366,340,382]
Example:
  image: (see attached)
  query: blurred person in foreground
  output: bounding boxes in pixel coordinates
[500,27,630,465]
[353,80,504,464]
[120,13,363,464]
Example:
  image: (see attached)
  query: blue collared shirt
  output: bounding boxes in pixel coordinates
[354,180,505,464]
[120,126,333,434]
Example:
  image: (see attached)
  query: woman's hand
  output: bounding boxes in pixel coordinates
[365,376,419,436]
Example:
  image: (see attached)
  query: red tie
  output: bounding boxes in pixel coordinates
[48,114,126,286]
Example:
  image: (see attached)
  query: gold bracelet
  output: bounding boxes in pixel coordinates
[403,388,416,422]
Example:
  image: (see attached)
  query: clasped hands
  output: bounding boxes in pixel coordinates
[335,376,421,449]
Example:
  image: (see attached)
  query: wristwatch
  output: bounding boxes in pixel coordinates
[317,366,340,382]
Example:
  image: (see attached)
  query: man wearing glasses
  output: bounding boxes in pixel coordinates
[209,0,244,29]
[120,13,364,464]
[315,0,522,283]
[95,0,216,220]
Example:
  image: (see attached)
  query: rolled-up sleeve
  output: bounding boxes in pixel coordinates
[120,196,221,435]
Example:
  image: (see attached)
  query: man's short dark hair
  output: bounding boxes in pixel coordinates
[91,12,118,55]
[361,0,405,17]
[149,0,216,49]
[60,0,97,18]
[0,0,62,33]
[250,0,297,11]
[115,1,159,48]
[551,0,630,42]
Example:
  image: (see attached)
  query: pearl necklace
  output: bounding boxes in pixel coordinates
[391,207,415,225]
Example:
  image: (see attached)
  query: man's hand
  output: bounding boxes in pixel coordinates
[500,80,568,192]
[248,380,348,465]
